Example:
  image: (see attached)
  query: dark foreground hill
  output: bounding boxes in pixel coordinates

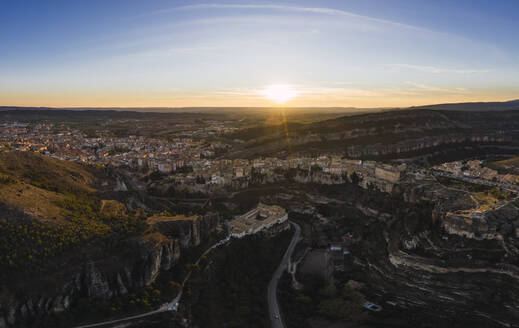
[0,151,219,327]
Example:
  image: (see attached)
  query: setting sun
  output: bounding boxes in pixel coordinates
[261,84,299,104]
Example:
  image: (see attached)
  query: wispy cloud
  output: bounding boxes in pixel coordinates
[392,64,493,74]
[123,45,227,58]
[404,81,471,94]
[149,3,431,33]
[144,3,506,54]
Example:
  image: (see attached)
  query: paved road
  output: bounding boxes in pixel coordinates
[73,219,296,328]
[268,221,301,328]
[74,308,164,328]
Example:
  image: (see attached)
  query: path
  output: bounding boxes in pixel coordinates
[73,232,232,328]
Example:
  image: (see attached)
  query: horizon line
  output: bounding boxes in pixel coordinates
[0,98,518,111]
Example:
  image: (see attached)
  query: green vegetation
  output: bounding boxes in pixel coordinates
[0,152,147,277]
[437,176,515,201]
[25,283,170,328]
[53,192,99,218]
[486,155,519,174]
[436,176,493,193]
[0,172,16,185]
[185,230,292,328]
[0,151,95,194]
[278,273,370,327]
[225,122,302,142]
[0,209,146,276]
[31,225,224,328]
[276,185,436,327]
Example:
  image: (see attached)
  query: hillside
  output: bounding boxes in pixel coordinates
[225,109,519,161]
[486,155,519,174]
[0,107,373,125]
[410,99,519,111]
[0,151,222,327]
[0,151,97,223]
[0,151,145,276]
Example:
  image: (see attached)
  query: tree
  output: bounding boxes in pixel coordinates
[350,172,360,185]
[167,281,181,295]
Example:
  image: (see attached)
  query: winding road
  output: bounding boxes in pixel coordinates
[73,233,232,328]
[73,220,300,328]
[268,221,302,328]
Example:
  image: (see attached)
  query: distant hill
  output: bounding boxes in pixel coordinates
[409,99,519,111]
[0,105,376,114]
[226,108,519,161]
[1,100,517,126]
[486,155,519,174]
[2,99,518,115]
[0,107,379,124]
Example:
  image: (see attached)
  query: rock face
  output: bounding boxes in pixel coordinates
[400,176,519,242]
[0,213,219,327]
[440,202,519,241]
[357,182,519,326]
[298,182,519,327]
[148,213,220,248]
[229,109,519,159]
[376,210,519,327]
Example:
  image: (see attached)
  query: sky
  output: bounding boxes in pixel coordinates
[1,0,518,108]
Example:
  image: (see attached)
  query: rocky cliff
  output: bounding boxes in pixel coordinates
[400,174,519,242]
[228,109,519,159]
[296,182,519,327]
[0,213,220,327]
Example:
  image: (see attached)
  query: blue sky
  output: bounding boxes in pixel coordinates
[1,0,518,107]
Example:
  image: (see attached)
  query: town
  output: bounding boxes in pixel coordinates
[2,121,518,197]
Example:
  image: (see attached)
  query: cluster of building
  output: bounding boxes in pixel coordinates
[3,121,518,194]
[0,121,227,170]
[434,160,519,186]
[164,156,407,194]
[0,121,412,194]
[231,203,289,238]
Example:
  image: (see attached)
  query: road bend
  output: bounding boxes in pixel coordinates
[73,232,232,328]
[73,220,300,328]
[268,221,302,328]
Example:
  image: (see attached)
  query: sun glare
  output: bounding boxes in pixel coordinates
[261,84,299,104]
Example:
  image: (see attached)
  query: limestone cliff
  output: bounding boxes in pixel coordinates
[400,177,519,242]
[228,109,519,159]
[0,213,220,327]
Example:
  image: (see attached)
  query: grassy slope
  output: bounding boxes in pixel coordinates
[486,156,519,174]
[0,151,97,222]
[0,151,146,278]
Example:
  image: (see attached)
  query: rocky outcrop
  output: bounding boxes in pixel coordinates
[0,214,220,327]
[0,237,177,326]
[345,133,511,158]
[334,193,519,327]
[441,204,519,241]
[148,213,220,249]
[401,178,519,242]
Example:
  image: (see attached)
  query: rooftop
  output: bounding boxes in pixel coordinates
[232,203,287,235]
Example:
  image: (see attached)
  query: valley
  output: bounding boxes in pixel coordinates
[0,103,519,327]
